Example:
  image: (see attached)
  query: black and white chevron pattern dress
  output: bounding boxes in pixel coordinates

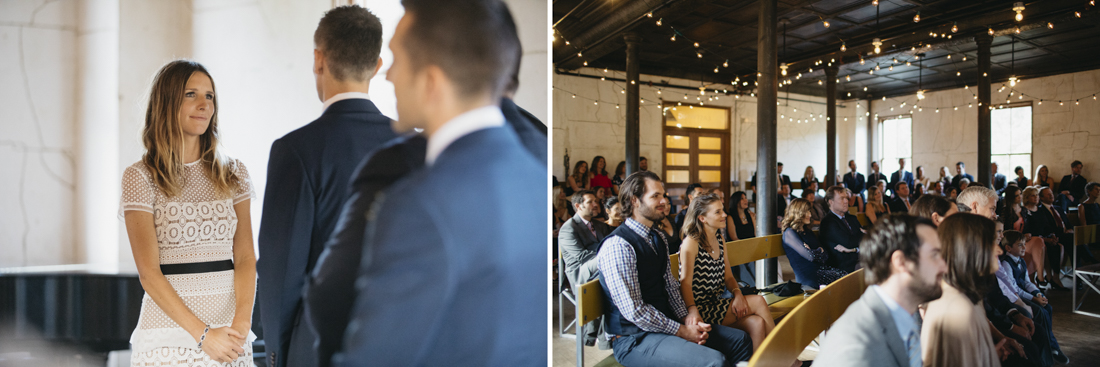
[692,239,732,325]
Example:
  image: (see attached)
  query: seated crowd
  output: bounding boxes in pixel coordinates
[555,156,1096,366]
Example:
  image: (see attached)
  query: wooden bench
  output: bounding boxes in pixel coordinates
[1073,224,1100,318]
[747,269,868,367]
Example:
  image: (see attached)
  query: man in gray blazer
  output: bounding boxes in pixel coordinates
[816,215,947,367]
[558,189,611,345]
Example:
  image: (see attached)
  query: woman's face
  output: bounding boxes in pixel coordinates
[877,181,886,192]
[917,167,924,177]
[1024,193,1038,206]
[1090,185,1100,199]
[1015,190,1022,204]
[802,210,812,224]
[1040,166,1048,177]
[700,201,727,230]
[948,188,958,199]
[738,194,749,209]
[610,203,623,221]
[179,72,214,138]
[1016,168,1024,177]
[579,163,587,174]
[596,158,605,171]
[940,167,948,176]
[869,188,880,201]
[595,187,605,199]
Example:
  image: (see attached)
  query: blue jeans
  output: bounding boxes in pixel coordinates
[610,325,753,367]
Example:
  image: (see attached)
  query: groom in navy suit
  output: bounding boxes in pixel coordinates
[256,6,396,367]
[889,158,914,199]
[335,0,546,365]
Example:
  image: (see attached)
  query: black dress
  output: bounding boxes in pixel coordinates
[1082,203,1100,225]
[732,208,756,240]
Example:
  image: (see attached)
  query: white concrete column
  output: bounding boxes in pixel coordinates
[76,0,120,272]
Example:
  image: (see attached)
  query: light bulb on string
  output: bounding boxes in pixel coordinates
[989,27,995,36]
[952,22,959,33]
[823,20,830,28]
[875,64,880,71]
[671,34,676,41]
[1009,77,1017,86]
[846,75,851,81]
[1013,2,1025,21]
[907,61,912,66]
[697,52,702,58]
[647,12,653,18]
[872,38,882,54]
[860,58,865,65]
[872,0,878,5]
[780,63,789,76]
[656,18,662,26]
[714,67,719,73]
[913,12,920,23]
[840,43,846,52]
[1048,22,1054,29]
[694,42,699,48]
[917,90,925,100]
[889,65,894,71]
[723,60,729,67]
[583,61,588,66]
[1075,11,1081,18]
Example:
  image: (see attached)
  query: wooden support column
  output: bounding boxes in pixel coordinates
[755,0,778,287]
[976,33,993,185]
[825,65,838,187]
[625,33,641,175]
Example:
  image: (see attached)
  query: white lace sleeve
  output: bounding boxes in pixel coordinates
[231,159,255,205]
[119,164,156,219]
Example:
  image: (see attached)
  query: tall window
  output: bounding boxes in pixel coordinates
[879,116,912,177]
[662,104,730,199]
[991,104,1032,180]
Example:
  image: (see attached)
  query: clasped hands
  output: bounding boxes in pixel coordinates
[197,325,248,363]
[678,307,711,345]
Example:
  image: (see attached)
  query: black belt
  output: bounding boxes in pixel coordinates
[161,260,234,275]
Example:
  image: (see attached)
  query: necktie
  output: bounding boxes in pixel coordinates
[1049,205,1064,230]
[904,198,910,211]
[587,221,597,239]
[647,229,663,255]
[907,329,921,367]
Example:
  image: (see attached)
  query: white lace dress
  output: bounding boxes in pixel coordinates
[119,159,256,366]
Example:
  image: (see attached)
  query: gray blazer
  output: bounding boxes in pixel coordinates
[558,213,611,288]
[814,288,911,367]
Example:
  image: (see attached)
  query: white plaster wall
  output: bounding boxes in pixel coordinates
[868,68,1100,182]
[0,0,78,267]
[552,70,860,194]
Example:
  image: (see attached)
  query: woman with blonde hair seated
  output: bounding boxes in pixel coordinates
[678,193,774,350]
[865,185,890,224]
[780,198,847,289]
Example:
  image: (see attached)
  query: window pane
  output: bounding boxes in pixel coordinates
[665,105,729,129]
[698,154,722,167]
[992,106,1031,155]
[698,137,722,150]
[666,135,690,149]
[699,170,721,183]
[1010,154,1031,182]
[880,117,911,175]
[667,153,690,167]
[667,170,690,183]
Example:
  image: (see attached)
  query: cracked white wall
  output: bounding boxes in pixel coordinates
[868,68,1100,182]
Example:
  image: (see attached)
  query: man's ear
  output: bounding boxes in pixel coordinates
[314,49,324,76]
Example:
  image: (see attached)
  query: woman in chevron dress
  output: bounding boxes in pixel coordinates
[678,193,775,351]
[121,60,256,366]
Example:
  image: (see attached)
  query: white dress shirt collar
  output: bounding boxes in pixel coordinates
[322,92,371,113]
[425,105,505,166]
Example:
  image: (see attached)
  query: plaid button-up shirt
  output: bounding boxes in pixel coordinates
[597,218,687,336]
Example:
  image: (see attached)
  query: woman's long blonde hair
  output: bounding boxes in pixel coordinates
[681,193,722,253]
[142,60,239,198]
[780,198,812,232]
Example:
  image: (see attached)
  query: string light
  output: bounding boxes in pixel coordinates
[671,34,676,41]
[840,42,846,52]
[1048,22,1054,29]
[952,22,959,33]
[872,0,878,5]
[780,63,788,76]
[647,12,653,18]
[656,18,662,26]
[823,20,830,28]
[1076,11,1082,18]
[723,60,729,67]
[697,52,702,58]
[913,12,920,23]
[1013,2,1025,21]
[872,38,882,54]
[989,27,995,36]
[694,42,700,48]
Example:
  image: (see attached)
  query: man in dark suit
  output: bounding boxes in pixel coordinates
[951,161,975,190]
[888,182,913,213]
[844,159,867,203]
[302,133,425,367]
[992,162,1008,195]
[868,161,887,192]
[1058,160,1087,206]
[336,1,545,365]
[558,190,612,346]
[819,186,863,273]
[889,158,914,198]
[750,162,792,191]
[256,7,395,367]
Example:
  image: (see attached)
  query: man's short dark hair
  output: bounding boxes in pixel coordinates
[957,161,966,167]
[777,162,784,167]
[1072,160,1083,168]
[686,183,703,198]
[400,0,519,100]
[860,214,937,285]
[801,190,816,199]
[571,189,595,207]
[496,1,522,95]
[895,181,908,191]
[911,194,953,220]
[824,185,848,204]
[639,156,647,162]
[619,171,661,218]
[314,5,384,81]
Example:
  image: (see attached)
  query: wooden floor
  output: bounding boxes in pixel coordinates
[552,262,1100,366]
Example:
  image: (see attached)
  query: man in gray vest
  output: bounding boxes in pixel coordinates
[816,215,947,367]
[597,171,753,367]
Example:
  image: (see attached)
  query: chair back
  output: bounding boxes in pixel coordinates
[747,269,868,367]
[856,213,871,227]
[1074,224,1099,246]
[724,234,785,267]
[669,253,680,280]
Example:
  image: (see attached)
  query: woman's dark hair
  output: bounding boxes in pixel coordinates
[911,194,952,221]
[604,196,619,212]
[571,160,588,182]
[860,214,936,285]
[591,156,608,176]
[939,213,999,303]
[727,191,748,217]
[1015,166,1024,175]
[614,161,626,177]
[945,186,959,197]
[1000,185,1022,226]
[1085,182,1100,202]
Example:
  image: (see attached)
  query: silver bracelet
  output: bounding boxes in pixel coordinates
[197,324,211,348]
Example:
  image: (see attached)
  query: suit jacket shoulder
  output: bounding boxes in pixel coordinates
[815,289,909,367]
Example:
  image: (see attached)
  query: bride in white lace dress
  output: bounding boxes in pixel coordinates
[120,60,257,366]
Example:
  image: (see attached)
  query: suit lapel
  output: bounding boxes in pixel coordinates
[863,290,911,367]
[570,215,597,244]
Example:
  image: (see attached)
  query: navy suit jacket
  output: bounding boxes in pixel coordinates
[257,99,398,367]
[302,133,426,367]
[889,170,914,197]
[819,211,863,273]
[844,172,866,197]
[336,125,546,366]
[993,173,1008,194]
[501,98,547,166]
[1059,174,1088,204]
[951,173,974,189]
